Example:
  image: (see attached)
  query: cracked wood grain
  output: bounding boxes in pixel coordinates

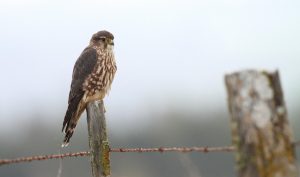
[87,100,110,177]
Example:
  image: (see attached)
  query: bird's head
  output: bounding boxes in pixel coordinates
[90,30,114,50]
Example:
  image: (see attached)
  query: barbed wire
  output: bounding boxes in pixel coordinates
[1,141,299,166]
[0,146,234,166]
[110,146,235,153]
[0,151,90,166]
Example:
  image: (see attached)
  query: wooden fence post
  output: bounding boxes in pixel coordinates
[225,70,298,177]
[86,100,111,177]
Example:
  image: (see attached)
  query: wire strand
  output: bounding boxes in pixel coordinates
[0,151,90,166]
[110,146,235,153]
[1,141,299,166]
[0,146,234,166]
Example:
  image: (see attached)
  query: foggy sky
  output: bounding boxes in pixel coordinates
[0,0,300,135]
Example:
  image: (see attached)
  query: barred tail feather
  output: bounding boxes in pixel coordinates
[62,92,84,147]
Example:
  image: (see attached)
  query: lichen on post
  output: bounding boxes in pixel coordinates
[225,70,298,177]
[86,100,111,177]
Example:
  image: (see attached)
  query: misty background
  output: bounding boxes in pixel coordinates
[0,0,300,177]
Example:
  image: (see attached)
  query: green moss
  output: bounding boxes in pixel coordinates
[101,141,111,176]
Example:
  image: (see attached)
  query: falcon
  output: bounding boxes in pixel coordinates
[62,30,117,147]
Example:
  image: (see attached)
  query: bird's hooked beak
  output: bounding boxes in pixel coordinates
[108,39,114,46]
[105,39,114,50]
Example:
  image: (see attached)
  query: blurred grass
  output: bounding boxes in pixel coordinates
[0,108,299,177]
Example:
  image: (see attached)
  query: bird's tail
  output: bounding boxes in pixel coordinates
[62,93,84,147]
[62,126,75,147]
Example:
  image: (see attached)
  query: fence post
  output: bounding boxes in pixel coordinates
[86,100,111,177]
[225,70,298,177]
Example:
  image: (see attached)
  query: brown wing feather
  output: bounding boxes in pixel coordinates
[62,47,98,132]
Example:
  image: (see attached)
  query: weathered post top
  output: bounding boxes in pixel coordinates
[225,70,298,177]
[86,100,111,177]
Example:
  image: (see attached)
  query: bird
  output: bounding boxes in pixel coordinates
[61,30,117,147]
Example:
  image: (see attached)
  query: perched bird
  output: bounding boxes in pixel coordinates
[62,30,117,147]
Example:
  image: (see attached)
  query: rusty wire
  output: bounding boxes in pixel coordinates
[110,146,235,153]
[0,146,234,166]
[0,151,90,166]
[1,141,299,166]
